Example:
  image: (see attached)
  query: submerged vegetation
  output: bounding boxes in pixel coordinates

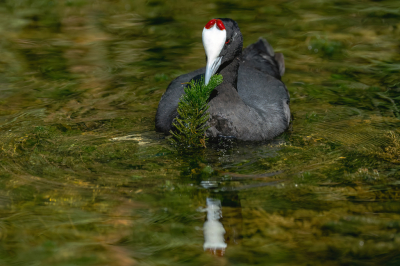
[171,75,223,148]
[374,131,400,164]
[0,0,400,265]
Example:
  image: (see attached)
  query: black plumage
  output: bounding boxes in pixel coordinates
[155,18,290,141]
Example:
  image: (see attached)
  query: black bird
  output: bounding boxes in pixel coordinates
[155,18,290,141]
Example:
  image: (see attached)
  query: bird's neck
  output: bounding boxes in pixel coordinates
[217,57,240,90]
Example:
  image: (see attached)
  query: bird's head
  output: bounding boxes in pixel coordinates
[202,18,243,85]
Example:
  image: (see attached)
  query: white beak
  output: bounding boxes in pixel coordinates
[202,23,226,85]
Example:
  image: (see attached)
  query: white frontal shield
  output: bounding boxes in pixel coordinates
[202,24,226,85]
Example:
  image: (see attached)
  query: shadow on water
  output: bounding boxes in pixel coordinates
[1,0,400,265]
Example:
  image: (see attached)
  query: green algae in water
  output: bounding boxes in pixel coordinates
[1,0,400,265]
[171,75,223,148]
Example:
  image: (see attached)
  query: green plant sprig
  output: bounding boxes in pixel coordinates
[170,74,223,148]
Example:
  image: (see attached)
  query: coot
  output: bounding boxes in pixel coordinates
[155,18,290,141]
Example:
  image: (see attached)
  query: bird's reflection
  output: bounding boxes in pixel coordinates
[200,191,244,257]
[192,138,283,256]
[202,198,227,255]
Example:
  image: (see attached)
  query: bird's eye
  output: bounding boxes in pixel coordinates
[225,39,230,44]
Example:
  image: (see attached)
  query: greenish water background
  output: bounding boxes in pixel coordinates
[1,0,400,265]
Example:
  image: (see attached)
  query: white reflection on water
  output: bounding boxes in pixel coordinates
[202,198,227,254]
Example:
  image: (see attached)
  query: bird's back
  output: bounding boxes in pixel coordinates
[239,38,289,112]
[241,38,285,80]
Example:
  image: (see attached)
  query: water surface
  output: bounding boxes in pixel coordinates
[1,0,400,265]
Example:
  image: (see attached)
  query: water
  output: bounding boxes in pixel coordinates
[1,0,400,265]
